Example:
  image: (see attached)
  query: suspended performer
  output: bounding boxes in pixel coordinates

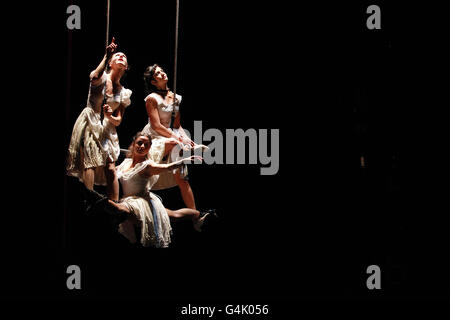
[142,64,208,209]
[66,37,132,202]
[83,132,215,247]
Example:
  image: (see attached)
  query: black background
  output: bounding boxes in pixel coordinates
[2,0,449,311]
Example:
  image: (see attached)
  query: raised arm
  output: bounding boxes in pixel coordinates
[89,37,117,86]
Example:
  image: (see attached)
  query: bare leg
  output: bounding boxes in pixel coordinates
[105,162,119,202]
[174,171,196,210]
[82,168,95,190]
[80,149,95,190]
[166,207,210,232]
[166,208,200,221]
[163,141,176,157]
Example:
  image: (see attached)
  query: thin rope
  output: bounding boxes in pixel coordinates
[101,0,111,123]
[171,0,191,177]
[106,0,110,48]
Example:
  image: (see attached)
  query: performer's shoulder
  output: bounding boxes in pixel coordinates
[90,72,107,89]
[144,92,160,103]
[122,87,132,98]
[144,158,156,167]
[116,157,131,173]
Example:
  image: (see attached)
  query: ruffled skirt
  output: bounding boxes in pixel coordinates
[118,192,172,248]
[66,107,120,185]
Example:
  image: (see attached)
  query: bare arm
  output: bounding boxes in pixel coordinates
[143,156,202,176]
[89,37,117,86]
[89,55,108,87]
[103,104,125,126]
[146,97,182,141]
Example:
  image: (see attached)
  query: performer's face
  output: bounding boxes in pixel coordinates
[151,66,168,85]
[134,136,151,156]
[109,52,128,70]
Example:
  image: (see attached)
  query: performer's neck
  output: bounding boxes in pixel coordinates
[109,69,123,85]
[155,85,169,93]
[131,155,147,167]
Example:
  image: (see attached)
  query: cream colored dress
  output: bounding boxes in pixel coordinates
[116,158,172,248]
[141,92,187,190]
[67,73,132,185]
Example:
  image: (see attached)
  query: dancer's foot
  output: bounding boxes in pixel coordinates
[193,209,218,232]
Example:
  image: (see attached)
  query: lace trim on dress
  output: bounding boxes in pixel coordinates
[102,83,133,108]
[117,158,151,179]
[117,158,159,189]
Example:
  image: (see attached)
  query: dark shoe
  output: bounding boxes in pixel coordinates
[194,209,218,232]
[200,209,218,219]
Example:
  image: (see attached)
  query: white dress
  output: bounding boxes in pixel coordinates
[141,92,187,190]
[116,158,172,248]
[67,73,132,185]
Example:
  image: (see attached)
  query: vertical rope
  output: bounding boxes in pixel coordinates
[171,0,187,177]
[106,0,111,48]
[101,0,111,123]
[173,0,179,96]
[170,0,180,129]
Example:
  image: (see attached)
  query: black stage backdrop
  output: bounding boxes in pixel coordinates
[2,0,449,310]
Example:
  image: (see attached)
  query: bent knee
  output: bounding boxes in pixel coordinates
[175,176,189,187]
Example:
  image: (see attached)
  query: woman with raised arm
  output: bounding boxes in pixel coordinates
[67,37,132,202]
[142,64,206,210]
[84,132,214,247]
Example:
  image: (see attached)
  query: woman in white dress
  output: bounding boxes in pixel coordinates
[67,38,132,201]
[142,64,204,210]
[86,132,212,247]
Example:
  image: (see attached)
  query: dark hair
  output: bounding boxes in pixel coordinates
[126,131,152,158]
[143,64,168,97]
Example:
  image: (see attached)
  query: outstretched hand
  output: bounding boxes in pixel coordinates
[181,136,196,148]
[106,37,117,57]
